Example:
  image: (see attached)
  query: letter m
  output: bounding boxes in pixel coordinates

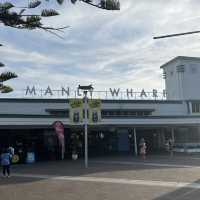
[25,86,36,96]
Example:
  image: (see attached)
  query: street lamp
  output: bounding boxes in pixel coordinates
[78,84,94,168]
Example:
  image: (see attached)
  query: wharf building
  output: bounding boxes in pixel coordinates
[1,56,200,161]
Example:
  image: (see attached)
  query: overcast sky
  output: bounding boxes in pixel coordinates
[1,0,200,96]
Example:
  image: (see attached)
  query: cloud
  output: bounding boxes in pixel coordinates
[1,0,200,96]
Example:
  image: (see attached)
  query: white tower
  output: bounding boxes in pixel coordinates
[161,56,200,100]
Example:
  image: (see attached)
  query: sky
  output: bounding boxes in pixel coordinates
[1,0,200,97]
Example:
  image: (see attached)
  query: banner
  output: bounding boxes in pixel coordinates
[88,99,101,124]
[52,121,65,160]
[69,99,83,123]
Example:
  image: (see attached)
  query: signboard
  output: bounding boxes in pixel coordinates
[12,154,20,164]
[88,99,101,124]
[26,152,35,164]
[24,86,167,100]
[69,99,83,124]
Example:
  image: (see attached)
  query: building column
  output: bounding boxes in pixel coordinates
[188,102,192,114]
[134,128,138,156]
[161,128,166,148]
[157,129,163,149]
[171,127,175,142]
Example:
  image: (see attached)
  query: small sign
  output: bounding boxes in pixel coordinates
[12,154,20,164]
[26,152,35,164]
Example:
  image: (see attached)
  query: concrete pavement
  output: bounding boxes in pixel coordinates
[1,155,200,200]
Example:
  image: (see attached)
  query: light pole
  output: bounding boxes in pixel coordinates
[78,85,94,168]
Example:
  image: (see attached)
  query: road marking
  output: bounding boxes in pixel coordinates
[12,173,200,189]
[91,160,200,169]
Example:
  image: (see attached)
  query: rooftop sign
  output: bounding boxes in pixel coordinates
[23,86,167,100]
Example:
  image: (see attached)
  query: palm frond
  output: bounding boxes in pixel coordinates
[28,0,41,8]
[0,2,14,10]
[0,85,13,93]
[0,62,5,67]
[71,0,78,4]
[100,0,120,10]
[0,71,18,82]
[41,9,59,17]
[56,0,65,4]
[25,16,42,29]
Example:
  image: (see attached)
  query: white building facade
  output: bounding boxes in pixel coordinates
[1,56,200,161]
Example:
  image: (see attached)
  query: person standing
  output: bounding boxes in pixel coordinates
[165,138,174,157]
[1,148,12,177]
[139,138,147,160]
[8,146,15,157]
[168,138,174,157]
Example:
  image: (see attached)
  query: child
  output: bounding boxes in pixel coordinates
[1,148,12,177]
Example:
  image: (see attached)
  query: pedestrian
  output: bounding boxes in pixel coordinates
[168,138,174,157]
[139,138,147,160]
[8,145,15,157]
[165,138,174,157]
[1,148,12,177]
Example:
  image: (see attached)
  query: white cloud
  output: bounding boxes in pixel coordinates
[1,0,200,95]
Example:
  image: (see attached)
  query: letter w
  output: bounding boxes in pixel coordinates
[109,88,120,97]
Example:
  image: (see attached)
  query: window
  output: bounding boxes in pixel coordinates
[192,102,200,113]
[163,71,166,79]
[101,110,153,117]
[46,110,69,117]
[176,65,185,73]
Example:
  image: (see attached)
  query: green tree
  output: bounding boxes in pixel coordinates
[0,44,17,93]
[0,0,120,36]
[0,0,120,93]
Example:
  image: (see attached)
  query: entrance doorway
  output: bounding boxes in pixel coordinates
[136,129,164,154]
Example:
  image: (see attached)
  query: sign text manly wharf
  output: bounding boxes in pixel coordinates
[25,86,167,100]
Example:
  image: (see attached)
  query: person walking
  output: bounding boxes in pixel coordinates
[8,146,15,157]
[165,138,174,157]
[168,138,174,157]
[139,138,147,160]
[1,148,12,177]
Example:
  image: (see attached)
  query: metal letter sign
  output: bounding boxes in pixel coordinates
[24,85,166,100]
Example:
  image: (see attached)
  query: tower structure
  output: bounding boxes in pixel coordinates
[161,56,200,100]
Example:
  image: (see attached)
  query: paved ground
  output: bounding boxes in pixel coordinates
[1,155,200,199]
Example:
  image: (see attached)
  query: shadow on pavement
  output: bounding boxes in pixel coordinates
[11,158,182,176]
[0,176,44,186]
[154,179,200,200]
[1,155,200,186]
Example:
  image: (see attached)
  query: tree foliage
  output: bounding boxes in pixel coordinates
[0,0,120,36]
[0,44,17,93]
[0,0,120,93]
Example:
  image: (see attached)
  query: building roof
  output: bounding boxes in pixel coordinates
[160,56,200,69]
[0,98,183,104]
